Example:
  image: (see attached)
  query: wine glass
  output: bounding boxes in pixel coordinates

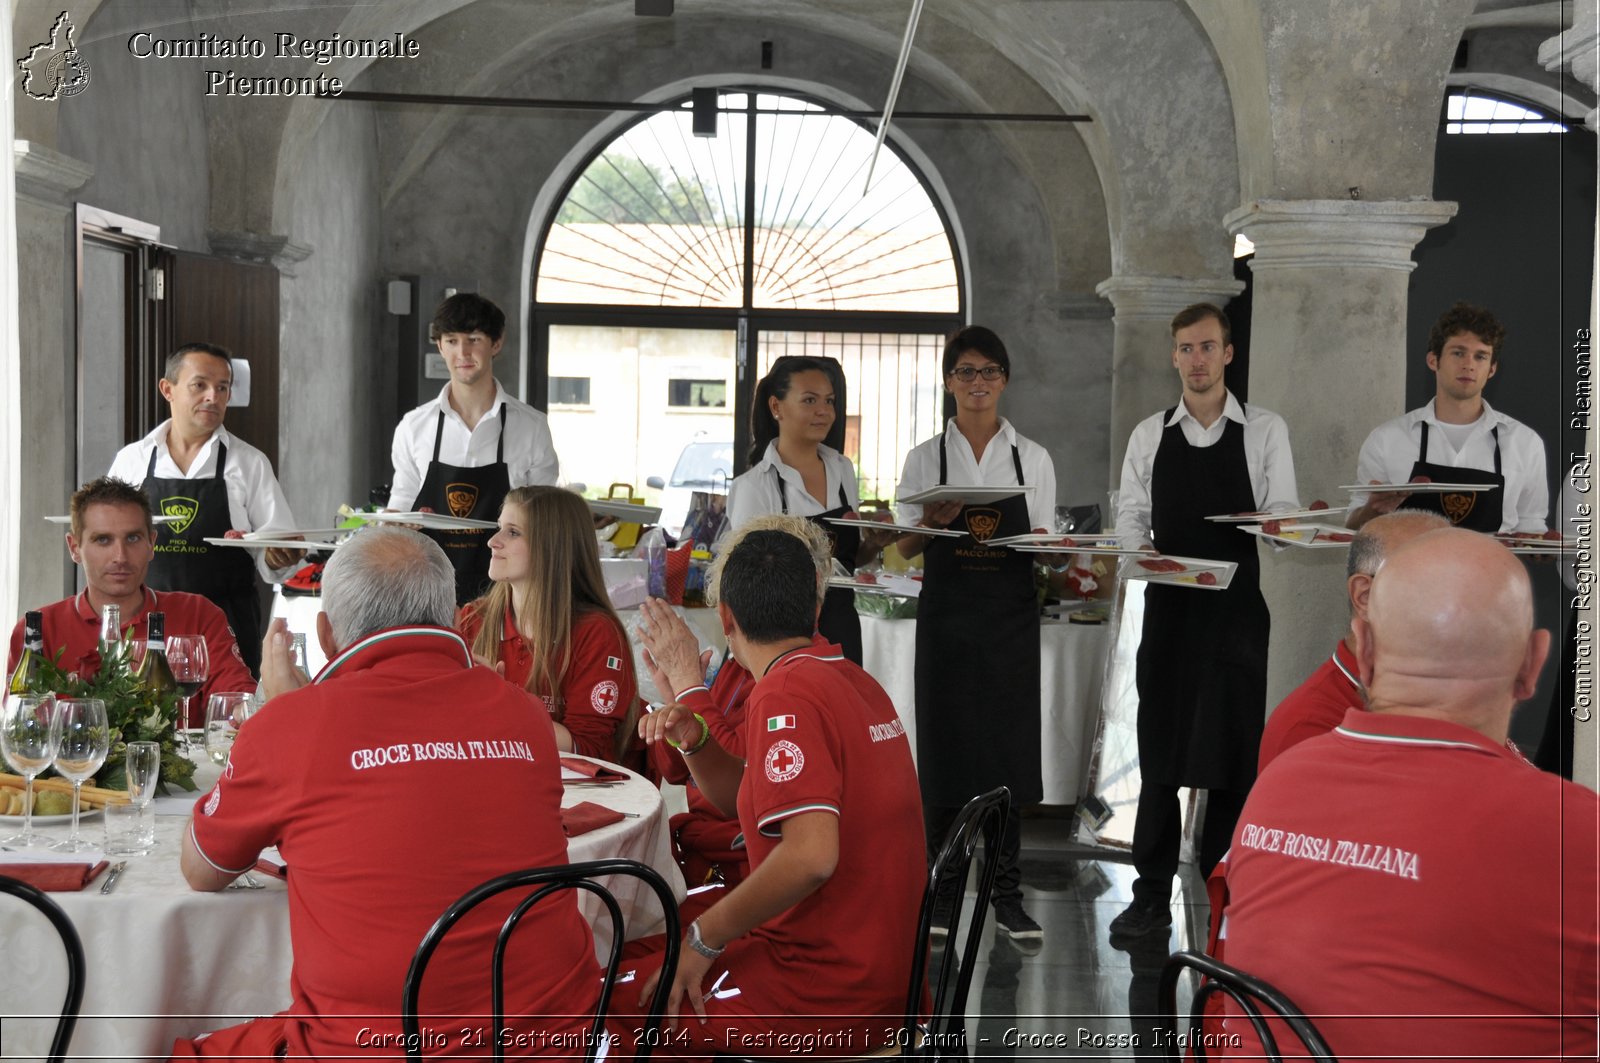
[113,740,162,855]
[50,698,109,853]
[204,692,255,767]
[0,694,58,847]
[166,635,210,749]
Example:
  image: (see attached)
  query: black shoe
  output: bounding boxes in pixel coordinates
[1108,895,1172,940]
[993,901,1043,942]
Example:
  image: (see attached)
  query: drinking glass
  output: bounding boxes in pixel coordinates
[50,698,109,853]
[166,635,210,748]
[204,692,255,767]
[0,694,58,847]
[115,739,162,854]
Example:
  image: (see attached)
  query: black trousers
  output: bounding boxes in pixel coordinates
[1130,784,1247,903]
[925,802,1023,908]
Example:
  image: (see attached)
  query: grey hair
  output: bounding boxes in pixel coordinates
[1347,510,1451,580]
[707,513,830,608]
[321,527,456,647]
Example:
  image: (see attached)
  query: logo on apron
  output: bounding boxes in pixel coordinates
[160,496,200,535]
[1441,493,1476,525]
[964,507,1002,543]
[445,482,480,519]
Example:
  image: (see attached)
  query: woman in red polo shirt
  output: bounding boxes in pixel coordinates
[457,485,640,766]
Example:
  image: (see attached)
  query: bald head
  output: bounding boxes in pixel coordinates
[1346,510,1450,618]
[1357,527,1550,738]
[321,527,456,648]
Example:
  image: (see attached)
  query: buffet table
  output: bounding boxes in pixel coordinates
[0,757,684,1063]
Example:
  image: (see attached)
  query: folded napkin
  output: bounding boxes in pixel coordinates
[559,756,628,785]
[562,801,626,837]
[253,847,288,880]
[1,860,109,892]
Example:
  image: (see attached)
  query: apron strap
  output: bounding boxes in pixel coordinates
[145,444,159,479]
[215,441,229,476]
[1491,425,1501,476]
[431,410,447,463]
[837,482,849,508]
[937,433,947,486]
[494,403,507,463]
[1419,420,1431,463]
[938,432,1025,488]
[1011,444,1025,486]
[773,467,788,514]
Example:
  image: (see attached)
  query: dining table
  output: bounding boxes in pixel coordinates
[0,754,685,1063]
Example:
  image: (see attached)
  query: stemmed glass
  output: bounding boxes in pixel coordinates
[1,694,58,847]
[50,698,109,853]
[204,693,256,767]
[123,740,161,852]
[166,635,209,748]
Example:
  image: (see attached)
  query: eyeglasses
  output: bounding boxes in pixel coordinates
[948,365,1006,382]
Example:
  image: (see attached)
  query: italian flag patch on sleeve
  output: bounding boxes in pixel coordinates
[606,656,621,670]
[767,714,796,732]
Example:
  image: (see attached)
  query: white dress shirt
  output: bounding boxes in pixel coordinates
[1116,390,1300,549]
[727,442,861,529]
[107,421,298,582]
[895,417,1058,530]
[388,381,560,512]
[1352,399,1549,533]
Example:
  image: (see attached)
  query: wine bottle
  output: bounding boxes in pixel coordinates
[135,612,177,697]
[7,611,45,695]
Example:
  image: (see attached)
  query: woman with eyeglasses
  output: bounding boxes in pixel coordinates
[724,356,893,664]
[893,325,1058,944]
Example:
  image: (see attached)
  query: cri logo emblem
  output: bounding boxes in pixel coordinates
[161,497,199,536]
[446,483,480,519]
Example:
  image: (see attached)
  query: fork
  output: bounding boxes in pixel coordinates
[228,872,266,890]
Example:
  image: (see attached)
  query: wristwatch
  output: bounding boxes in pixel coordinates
[686,918,725,960]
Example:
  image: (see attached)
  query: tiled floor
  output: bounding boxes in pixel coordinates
[946,816,1212,1059]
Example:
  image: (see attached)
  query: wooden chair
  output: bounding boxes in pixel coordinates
[401,858,681,1062]
[0,874,87,1063]
[1158,949,1337,1061]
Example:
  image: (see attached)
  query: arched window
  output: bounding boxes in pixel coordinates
[1444,91,1568,134]
[533,89,963,531]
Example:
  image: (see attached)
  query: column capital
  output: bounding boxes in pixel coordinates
[1093,274,1244,319]
[1225,199,1458,273]
[13,140,92,207]
[1539,6,1599,131]
[207,230,313,276]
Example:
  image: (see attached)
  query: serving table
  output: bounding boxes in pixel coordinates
[0,756,684,1063]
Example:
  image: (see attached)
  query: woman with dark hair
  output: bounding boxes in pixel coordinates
[456,485,639,766]
[724,356,891,664]
[894,325,1058,945]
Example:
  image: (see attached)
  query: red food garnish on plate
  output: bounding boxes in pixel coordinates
[853,572,878,585]
[1261,520,1283,536]
[223,529,247,540]
[416,506,435,514]
[1319,532,1354,544]
[1138,558,1185,574]
[1543,530,1564,542]
[1309,500,1329,510]
[1195,571,1217,586]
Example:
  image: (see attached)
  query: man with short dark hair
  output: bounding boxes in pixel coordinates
[108,341,299,673]
[1347,302,1548,533]
[1222,528,1597,1057]
[628,517,925,1057]
[174,527,600,1060]
[1111,302,1299,941]
[6,477,253,698]
[388,293,561,604]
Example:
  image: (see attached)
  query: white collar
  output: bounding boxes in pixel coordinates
[1165,389,1245,429]
[1418,398,1499,429]
[434,380,510,423]
[943,416,1017,450]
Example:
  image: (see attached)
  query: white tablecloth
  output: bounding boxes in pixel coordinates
[858,615,1110,806]
[0,758,685,1063]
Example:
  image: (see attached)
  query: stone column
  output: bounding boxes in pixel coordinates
[1224,198,1459,712]
[13,140,93,612]
[1542,2,1599,789]
[1095,274,1245,483]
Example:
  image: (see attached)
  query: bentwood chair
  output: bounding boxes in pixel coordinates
[0,874,87,1063]
[1158,949,1338,1062]
[401,859,681,1063]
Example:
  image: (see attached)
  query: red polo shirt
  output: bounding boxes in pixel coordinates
[1257,640,1361,773]
[1224,709,1599,1059]
[8,587,255,702]
[189,626,600,1060]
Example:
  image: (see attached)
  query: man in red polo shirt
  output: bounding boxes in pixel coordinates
[627,519,925,1060]
[7,477,254,697]
[1222,528,1598,1057]
[174,528,600,1060]
[1256,509,1446,772]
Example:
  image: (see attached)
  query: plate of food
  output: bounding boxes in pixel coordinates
[45,514,180,524]
[1494,530,1574,555]
[587,498,663,524]
[1242,522,1356,549]
[0,786,104,824]
[897,485,1035,506]
[1122,554,1237,590]
[826,572,922,597]
[204,536,342,551]
[1337,481,1497,494]
[1207,500,1348,522]
[362,510,500,531]
[823,517,965,538]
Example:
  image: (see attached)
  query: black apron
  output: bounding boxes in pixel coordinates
[1399,422,1505,533]
[913,434,1041,807]
[775,469,863,665]
[415,404,512,606]
[1134,411,1269,791]
[144,442,262,674]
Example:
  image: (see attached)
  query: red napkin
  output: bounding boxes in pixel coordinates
[560,756,628,784]
[562,801,626,837]
[2,861,109,892]
[253,854,288,880]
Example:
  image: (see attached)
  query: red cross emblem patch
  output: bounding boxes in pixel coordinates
[764,739,805,782]
[591,679,620,715]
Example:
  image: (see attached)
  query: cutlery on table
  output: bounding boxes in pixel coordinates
[99,861,127,894]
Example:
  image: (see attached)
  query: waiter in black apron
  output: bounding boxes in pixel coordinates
[1110,303,1299,942]
[106,342,302,676]
[386,293,563,606]
[896,327,1058,944]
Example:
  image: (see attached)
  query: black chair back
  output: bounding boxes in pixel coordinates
[908,786,1012,1059]
[1158,949,1337,1062]
[0,874,86,1063]
[401,858,681,1063]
